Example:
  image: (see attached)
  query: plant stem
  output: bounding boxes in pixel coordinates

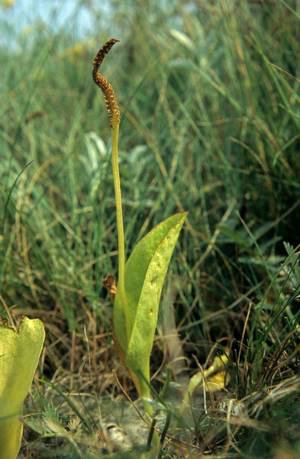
[111,122,126,299]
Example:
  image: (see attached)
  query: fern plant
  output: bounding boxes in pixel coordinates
[92,38,186,406]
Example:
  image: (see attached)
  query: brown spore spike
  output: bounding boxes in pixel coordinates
[92,38,120,126]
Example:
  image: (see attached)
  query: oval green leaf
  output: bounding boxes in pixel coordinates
[114,212,186,397]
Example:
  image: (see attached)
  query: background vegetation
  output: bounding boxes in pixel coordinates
[0,0,299,457]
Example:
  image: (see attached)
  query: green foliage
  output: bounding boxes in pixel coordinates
[114,213,186,398]
[0,318,45,459]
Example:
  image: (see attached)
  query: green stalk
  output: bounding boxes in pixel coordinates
[111,121,126,301]
[112,121,155,417]
[112,122,155,412]
[92,38,126,306]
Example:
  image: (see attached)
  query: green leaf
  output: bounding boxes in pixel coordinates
[0,317,45,459]
[114,212,186,397]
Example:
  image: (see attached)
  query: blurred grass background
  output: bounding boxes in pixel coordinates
[0,0,299,457]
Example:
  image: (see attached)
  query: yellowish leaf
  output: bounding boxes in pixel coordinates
[181,352,229,409]
[0,317,45,459]
[204,371,229,392]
